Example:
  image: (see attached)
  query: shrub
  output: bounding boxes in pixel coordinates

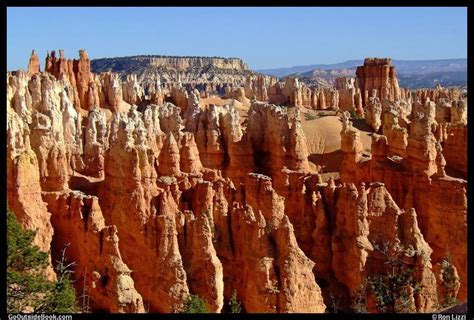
[7,207,77,313]
[182,294,208,313]
[229,290,242,313]
[304,112,318,121]
[439,254,461,308]
[354,241,420,313]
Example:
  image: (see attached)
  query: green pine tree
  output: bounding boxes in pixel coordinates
[7,207,77,313]
[7,209,52,313]
[42,275,77,313]
[182,294,209,313]
[228,290,242,313]
[40,243,77,313]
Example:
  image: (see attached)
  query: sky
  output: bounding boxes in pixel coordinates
[7,7,467,71]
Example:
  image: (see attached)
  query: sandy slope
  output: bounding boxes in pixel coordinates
[302,112,372,173]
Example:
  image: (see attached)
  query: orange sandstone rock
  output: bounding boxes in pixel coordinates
[355,58,401,108]
[28,50,40,75]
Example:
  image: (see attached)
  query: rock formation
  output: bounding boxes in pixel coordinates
[340,111,365,182]
[7,104,54,268]
[443,100,467,177]
[356,58,401,108]
[337,96,467,304]
[28,50,41,76]
[6,51,467,314]
[247,101,310,181]
[100,72,123,111]
[406,112,437,177]
[42,191,145,313]
[365,91,383,131]
[122,74,144,105]
[382,106,408,158]
[335,77,363,114]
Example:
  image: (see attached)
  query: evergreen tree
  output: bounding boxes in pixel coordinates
[182,294,208,313]
[40,244,77,313]
[352,241,420,313]
[228,290,242,313]
[7,208,77,313]
[7,209,52,313]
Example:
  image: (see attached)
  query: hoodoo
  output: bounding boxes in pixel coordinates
[7,48,467,313]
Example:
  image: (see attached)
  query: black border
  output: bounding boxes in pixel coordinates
[2,2,472,320]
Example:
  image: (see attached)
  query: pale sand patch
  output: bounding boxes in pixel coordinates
[302,114,371,154]
[302,113,372,172]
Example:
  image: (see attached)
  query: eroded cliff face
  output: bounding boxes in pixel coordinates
[42,191,145,313]
[7,103,54,280]
[93,56,249,73]
[247,101,310,184]
[7,50,467,314]
[338,89,467,303]
[356,58,401,108]
[91,55,253,97]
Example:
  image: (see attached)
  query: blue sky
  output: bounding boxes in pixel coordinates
[7,7,467,71]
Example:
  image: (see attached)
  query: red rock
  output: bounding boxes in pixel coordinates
[6,52,467,314]
[356,58,401,108]
[42,191,144,313]
[28,50,40,75]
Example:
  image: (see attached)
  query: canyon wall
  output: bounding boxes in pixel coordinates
[7,50,467,314]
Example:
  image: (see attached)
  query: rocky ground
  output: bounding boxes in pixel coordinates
[6,50,467,313]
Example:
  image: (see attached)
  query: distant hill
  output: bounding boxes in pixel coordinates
[289,68,356,88]
[389,59,466,74]
[92,55,249,74]
[90,54,256,86]
[258,60,362,78]
[258,59,466,77]
[259,58,467,89]
[90,55,466,89]
[397,71,467,88]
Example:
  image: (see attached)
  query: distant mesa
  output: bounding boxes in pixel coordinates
[91,55,249,73]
